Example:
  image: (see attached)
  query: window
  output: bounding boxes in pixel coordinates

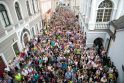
[36,0,39,11]
[96,0,113,22]
[32,0,36,13]
[0,4,11,27]
[26,1,31,16]
[15,2,22,20]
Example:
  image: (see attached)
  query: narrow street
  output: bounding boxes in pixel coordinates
[5,6,118,83]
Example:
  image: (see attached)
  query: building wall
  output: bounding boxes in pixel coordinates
[0,0,42,63]
[0,22,6,38]
[29,17,41,36]
[78,0,124,83]
[51,0,59,12]
[79,0,119,24]
[86,31,107,47]
[78,0,123,47]
[108,30,124,83]
[40,0,52,19]
[0,33,18,61]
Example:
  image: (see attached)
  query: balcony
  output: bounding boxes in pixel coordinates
[95,22,110,30]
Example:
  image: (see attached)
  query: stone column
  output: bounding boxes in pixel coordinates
[88,0,97,30]
[115,0,124,19]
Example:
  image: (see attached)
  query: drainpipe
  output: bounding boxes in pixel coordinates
[106,22,116,54]
[106,36,111,54]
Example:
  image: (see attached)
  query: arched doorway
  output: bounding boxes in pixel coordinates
[23,33,29,46]
[21,28,30,47]
[94,38,103,47]
[94,38,103,54]
[13,42,20,55]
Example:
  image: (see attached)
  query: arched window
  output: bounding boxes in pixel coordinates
[0,4,11,27]
[96,0,113,22]
[15,2,22,20]
[26,1,31,16]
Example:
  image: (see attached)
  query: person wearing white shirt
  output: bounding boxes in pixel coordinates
[43,56,48,63]
[28,67,33,73]
[21,69,28,76]
[101,76,107,83]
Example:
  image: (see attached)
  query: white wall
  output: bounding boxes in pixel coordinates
[108,30,124,83]
[59,0,65,4]
[86,32,107,47]
[115,0,124,19]
[40,0,52,19]
[0,0,42,59]
[51,0,59,12]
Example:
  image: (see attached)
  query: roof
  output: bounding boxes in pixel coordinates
[111,15,124,30]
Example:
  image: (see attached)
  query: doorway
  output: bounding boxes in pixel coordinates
[94,38,103,54]
[94,38,103,47]
[0,56,6,78]
[23,33,29,46]
[13,42,20,55]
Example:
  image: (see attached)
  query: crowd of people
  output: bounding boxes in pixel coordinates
[0,6,118,83]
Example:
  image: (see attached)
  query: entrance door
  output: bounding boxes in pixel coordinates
[0,56,6,78]
[24,33,29,46]
[94,38,103,55]
[13,42,20,55]
[32,28,35,37]
[94,38,103,47]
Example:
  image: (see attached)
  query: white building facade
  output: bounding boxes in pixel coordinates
[79,0,124,83]
[79,0,124,47]
[0,0,42,70]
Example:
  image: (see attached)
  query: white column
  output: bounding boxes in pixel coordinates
[85,0,91,23]
[115,0,124,19]
[82,0,87,15]
[16,32,23,51]
[88,0,96,30]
